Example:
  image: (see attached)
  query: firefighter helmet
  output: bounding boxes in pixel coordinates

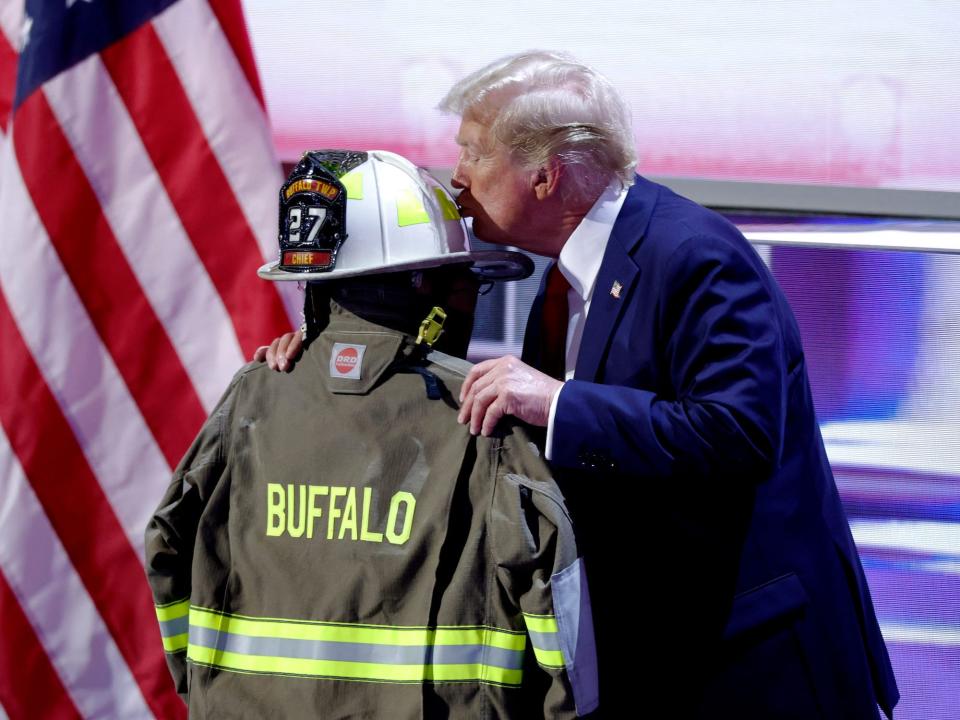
[258,150,533,282]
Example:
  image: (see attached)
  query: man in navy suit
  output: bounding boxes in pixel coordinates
[446,51,899,718]
[257,51,899,718]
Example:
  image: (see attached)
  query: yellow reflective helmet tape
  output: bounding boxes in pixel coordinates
[523,612,565,669]
[395,188,430,227]
[433,187,461,220]
[340,169,363,199]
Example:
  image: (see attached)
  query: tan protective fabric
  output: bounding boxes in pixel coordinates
[145,301,596,719]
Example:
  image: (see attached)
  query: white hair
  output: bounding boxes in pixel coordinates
[438,50,636,203]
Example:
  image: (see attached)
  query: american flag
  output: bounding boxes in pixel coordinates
[0,0,296,716]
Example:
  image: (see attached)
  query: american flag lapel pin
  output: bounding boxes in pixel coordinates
[610,280,623,299]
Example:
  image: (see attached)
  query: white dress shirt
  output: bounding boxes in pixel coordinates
[544,180,629,460]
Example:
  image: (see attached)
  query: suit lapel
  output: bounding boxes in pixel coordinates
[574,177,659,381]
[574,242,638,381]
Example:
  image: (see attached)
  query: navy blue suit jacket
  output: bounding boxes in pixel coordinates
[522,176,899,718]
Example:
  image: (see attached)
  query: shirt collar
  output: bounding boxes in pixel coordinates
[557,179,629,302]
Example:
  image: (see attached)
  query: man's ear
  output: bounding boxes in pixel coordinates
[532,157,562,200]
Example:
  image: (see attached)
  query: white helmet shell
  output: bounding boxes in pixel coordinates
[259,150,532,282]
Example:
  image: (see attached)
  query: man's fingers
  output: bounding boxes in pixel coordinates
[276,333,293,371]
[265,338,281,371]
[457,362,501,423]
[459,357,505,403]
[458,364,484,404]
[260,332,304,372]
[480,397,507,437]
[279,331,304,371]
[468,382,503,436]
[287,330,304,360]
[457,382,475,424]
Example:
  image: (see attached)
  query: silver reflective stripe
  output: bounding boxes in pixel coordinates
[159,615,188,638]
[526,629,561,652]
[189,624,525,670]
[552,557,599,715]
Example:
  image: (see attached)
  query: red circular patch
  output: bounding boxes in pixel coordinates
[335,348,359,374]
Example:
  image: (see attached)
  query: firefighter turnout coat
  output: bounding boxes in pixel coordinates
[145,301,598,718]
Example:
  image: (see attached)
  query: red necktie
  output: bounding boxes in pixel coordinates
[540,263,571,380]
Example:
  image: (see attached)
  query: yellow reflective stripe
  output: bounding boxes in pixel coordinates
[340,170,363,200]
[189,607,525,651]
[192,605,526,636]
[162,633,189,653]
[530,647,565,669]
[395,188,430,226]
[188,645,523,686]
[522,613,559,634]
[523,613,565,668]
[433,188,460,220]
[155,599,190,622]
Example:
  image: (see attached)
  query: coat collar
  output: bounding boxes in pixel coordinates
[608,174,660,255]
[308,300,407,395]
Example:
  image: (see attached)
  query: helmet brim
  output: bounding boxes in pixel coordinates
[258,249,534,282]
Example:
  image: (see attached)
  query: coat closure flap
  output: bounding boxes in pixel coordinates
[312,329,404,395]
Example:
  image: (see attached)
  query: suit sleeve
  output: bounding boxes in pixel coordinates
[144,374,241,698]
[551,233,788,481]
[493,466,599,717]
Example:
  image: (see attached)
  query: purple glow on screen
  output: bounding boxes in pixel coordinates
[469,238,960,720]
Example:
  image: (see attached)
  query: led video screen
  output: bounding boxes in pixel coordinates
[244,0,960,192]
[469,233,960,720]
[243,3,960,715]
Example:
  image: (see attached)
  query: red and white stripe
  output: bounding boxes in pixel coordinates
[43,52,246,413]
[0,428,152,718]
[0,148,170,553]
[0,1,17,135]
[0,1,295,717]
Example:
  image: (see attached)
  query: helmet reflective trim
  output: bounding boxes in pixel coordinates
[277,151,368,273]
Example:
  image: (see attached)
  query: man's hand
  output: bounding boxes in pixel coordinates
[457,355,563,436]
[252,330,304,371]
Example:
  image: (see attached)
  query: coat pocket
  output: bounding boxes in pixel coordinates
[709,573,826,718]
[723,572,809,641]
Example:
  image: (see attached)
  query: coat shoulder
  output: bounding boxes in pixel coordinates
[632,178,752,263]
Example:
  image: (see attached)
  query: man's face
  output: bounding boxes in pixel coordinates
[451,117,540,251]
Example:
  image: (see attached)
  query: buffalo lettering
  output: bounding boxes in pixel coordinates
[266,483,416,545]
